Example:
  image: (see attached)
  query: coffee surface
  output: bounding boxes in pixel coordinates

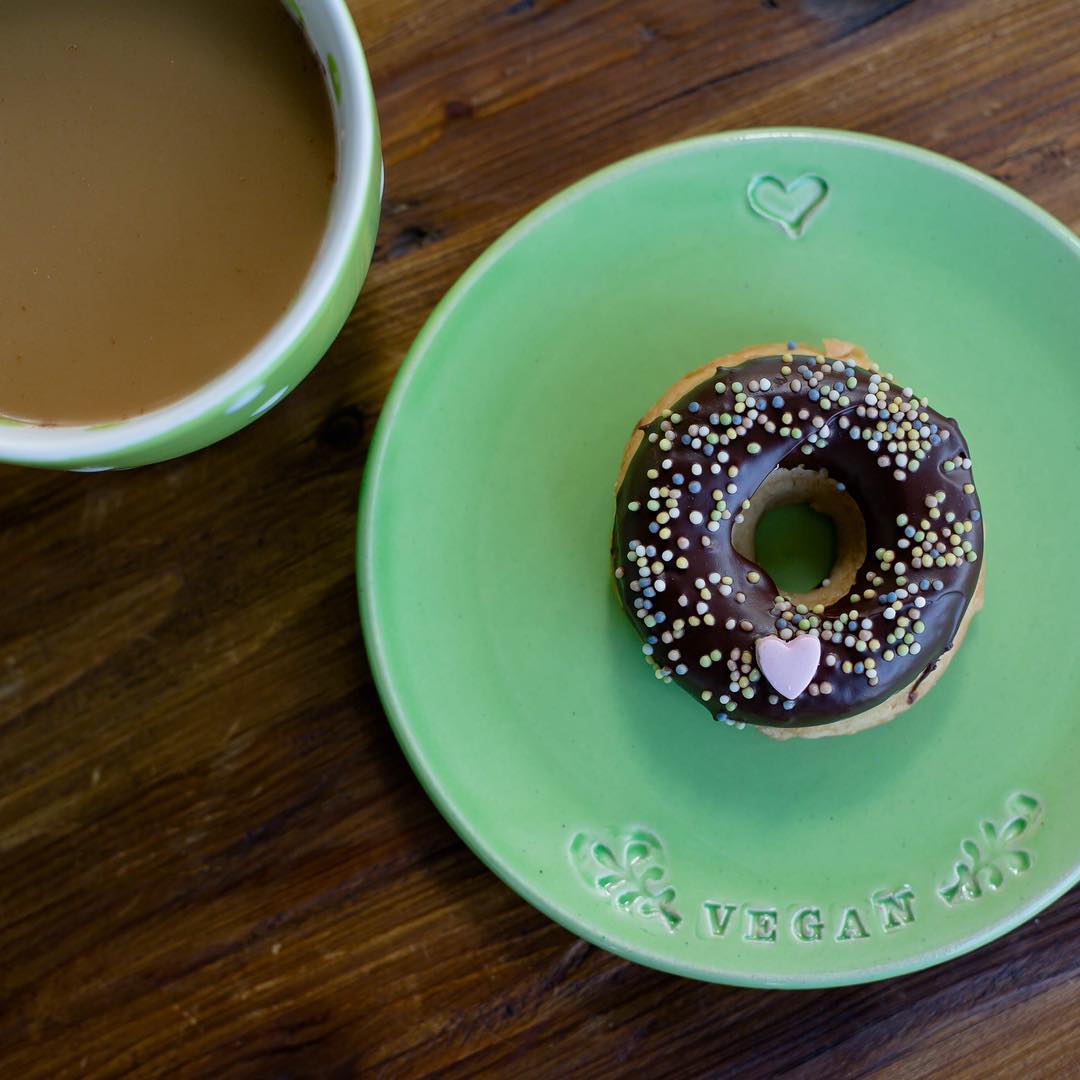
[0,0,336,424]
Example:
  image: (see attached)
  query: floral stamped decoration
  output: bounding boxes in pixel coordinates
[940,793,1043,905]
[569,828,681,931]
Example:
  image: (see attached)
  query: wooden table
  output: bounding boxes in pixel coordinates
[2,1,1077,1075]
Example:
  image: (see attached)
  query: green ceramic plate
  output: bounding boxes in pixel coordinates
[359,129,1080,987]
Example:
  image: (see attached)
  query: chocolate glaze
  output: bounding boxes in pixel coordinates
[907,654,944,704]
[612,354,983,728]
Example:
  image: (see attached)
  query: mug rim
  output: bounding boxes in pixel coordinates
[0,0,379,467]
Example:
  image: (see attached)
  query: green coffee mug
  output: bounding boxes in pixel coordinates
[0,0,382,471]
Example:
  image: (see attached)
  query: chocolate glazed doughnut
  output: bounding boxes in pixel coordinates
[612,340,985,739]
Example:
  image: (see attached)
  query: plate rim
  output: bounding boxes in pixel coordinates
[357,127,1080,988]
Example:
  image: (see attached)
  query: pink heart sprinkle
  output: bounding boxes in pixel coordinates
[755,634,821,700]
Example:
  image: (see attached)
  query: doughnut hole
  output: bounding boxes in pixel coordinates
[731,467,866,608]
[755,503,835,594]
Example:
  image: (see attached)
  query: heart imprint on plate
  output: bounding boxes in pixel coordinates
[755,633,822,700]
[746,174,829,238]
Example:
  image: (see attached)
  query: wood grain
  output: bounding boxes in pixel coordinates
[2,0,1078,1075]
